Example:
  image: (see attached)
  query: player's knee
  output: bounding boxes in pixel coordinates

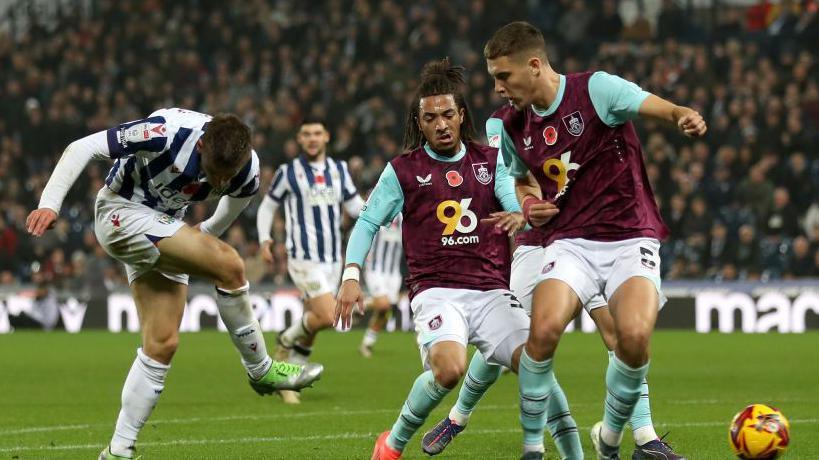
[527,322,562,360]
[617,328,650,366]
[312,307,335,330]
[433,361,465,390]
[144,332,180,363]
[215,244,246,289]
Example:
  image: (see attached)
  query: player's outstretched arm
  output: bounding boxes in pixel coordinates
[639,94,707,137]
[26,131,111,236]
[334,163,403,329]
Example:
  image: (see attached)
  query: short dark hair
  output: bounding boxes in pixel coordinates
[299,116,327,129]
[484,21,547,61]
[200,113,251,174]
[402,58,476,151]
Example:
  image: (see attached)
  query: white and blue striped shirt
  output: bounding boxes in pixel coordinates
[365,214,403,276]
[266,156,360,263]
[104,108,260,218]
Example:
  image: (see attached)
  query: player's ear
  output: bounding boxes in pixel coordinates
[528,57,540,76]
[459,107,465,124]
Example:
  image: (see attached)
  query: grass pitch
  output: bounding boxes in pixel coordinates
[0,330,817,459]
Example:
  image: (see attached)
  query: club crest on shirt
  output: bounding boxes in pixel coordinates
[471,162,493,185]
[562,111,584,136]
[428,315,443,331]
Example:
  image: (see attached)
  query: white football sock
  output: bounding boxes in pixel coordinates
[633,425,659,446]
[110,348,169,457]
[280,314,311,347]
[601,424,624,447]
[215,283,272,380]
[362,328,378,347]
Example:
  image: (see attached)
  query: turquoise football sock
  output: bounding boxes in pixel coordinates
[544,375,583,459]
[387,370,451,451]
[518,349,555,451]
[450,352,502,425]
[603,353,650,446]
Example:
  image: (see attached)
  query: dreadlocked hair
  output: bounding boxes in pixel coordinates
[402,58,476,152]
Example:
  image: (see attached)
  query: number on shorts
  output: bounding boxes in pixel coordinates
[639,247,657,269]
[503,293,523,309]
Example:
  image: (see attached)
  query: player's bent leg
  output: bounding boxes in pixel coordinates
[526,279,581,361]
[155,226,322,395]
[521,280,582,459]
[609,277,659,367]
[422,352,501,456]
[361,296,391,358]
[278,292,335,364]
[154,225,246,289]
[385,341,463,455]
[106,272,186,459]
[594,276,659,456]
[589,305,617,351]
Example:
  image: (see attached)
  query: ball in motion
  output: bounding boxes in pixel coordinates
[729,404,790,459]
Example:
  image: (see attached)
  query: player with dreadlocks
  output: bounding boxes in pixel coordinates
[334,58,560,460]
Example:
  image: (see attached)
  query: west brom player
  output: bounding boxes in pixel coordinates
[335,59,543,460]
[25,108,323,459]
[256,117,364,403]
[360,212,404,358]
[485,22,705,459]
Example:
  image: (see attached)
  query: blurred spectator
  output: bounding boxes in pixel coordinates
[785,236,817,277]
[0,0,817,285]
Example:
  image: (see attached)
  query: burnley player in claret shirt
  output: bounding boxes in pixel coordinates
[334,59,546,460]
[484,21,706,459]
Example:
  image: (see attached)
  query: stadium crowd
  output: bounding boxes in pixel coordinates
[1,0,818,293]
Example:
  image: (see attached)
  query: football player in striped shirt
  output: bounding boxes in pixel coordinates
[360,212,404,358]
[257,117,364,402]
[26,108,322,459]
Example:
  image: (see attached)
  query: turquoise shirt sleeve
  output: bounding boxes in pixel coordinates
[486,117,528,178]
[345,164,404,267]
[588,71,651,127]
[494,150,521,212]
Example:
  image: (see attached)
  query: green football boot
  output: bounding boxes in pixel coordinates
[98,446,140,459]
[249,360,323,395]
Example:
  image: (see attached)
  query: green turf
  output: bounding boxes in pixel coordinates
[0,330,817,459]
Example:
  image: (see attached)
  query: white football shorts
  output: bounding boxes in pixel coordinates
[511,245,608,315]
[412,287,530,369]
[287,259,342,299]
[94,187,188,285]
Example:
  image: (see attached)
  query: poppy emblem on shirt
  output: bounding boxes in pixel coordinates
[182,182,201,195]
[428,315,443,331]
[445,170,463,187]
[543,126,558,145]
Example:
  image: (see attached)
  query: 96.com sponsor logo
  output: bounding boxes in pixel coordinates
[441,235,480,246]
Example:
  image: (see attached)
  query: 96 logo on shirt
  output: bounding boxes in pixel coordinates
[436,198,479,246]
